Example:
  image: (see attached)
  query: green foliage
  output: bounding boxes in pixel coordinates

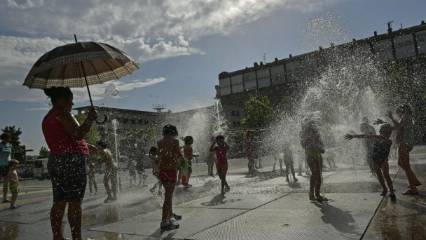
[241,95,273,129]
[1,126,25,161]
[38,146,50,158]
[75,113,100,145]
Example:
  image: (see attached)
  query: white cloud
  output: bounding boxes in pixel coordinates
[0,77,166,102]
[0,0,335,60]
[6,0,44,9]
[66,77,166,102]
[0,0,337,102]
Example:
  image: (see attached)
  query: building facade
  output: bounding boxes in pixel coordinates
[216,21,426,142]
[74,105,215,164]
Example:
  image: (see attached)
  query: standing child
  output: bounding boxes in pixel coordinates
[128,159,137,187]
[345,124,396,201]
[180,136,194,187]
[300,120,327,202]
[245,130,256,176]
[210,135,230,195]
[158,124,182,231]
[272,151,284,176]
[88,161,97,194]
[283,144,298,183]
[97,141,118,203]
[360,117,377,173]
[136,158,147,187]
[149,147,162,195]
[7,159,19,209]
[0,133,12,203]
[390,105,421,195]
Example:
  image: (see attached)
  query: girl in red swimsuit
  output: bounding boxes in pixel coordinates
[210,135,230,195]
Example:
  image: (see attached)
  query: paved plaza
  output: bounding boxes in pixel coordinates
[1,147,426,240]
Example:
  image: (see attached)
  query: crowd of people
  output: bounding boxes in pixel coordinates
[0,86,422,239]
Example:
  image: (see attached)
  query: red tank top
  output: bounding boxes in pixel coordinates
[42,109,89,156]
[215,145,228,165]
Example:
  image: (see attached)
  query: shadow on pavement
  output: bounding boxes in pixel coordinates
[201,194,226,206]
[313,202,357,235]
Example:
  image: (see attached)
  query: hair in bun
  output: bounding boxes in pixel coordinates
[44,87,73,104]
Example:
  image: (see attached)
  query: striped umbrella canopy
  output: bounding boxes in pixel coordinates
[23,37,138,106]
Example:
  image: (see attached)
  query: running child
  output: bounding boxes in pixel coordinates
[157,124,182,231]
[149,147,162,195]
[180,136,194,187]
[345,124,396,201]
[7,159,19,209]
[283,144,298,183]
[210,135,230,195]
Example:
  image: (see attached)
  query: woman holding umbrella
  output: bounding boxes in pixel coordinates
[42,87,96,240]
[24,37,138,240]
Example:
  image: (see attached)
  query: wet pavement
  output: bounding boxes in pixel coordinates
[0,147,425,239]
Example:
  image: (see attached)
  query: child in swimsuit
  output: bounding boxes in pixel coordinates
[180,136,194,187]
[283,144,298,183]
[346,124,396,201]
[7,159,19,209]
[210,135,230,195]
[149,147,162,195]
[158,124,182,231]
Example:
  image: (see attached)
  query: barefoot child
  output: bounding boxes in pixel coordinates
[390,104,421,195]
[245,130,256,176]
[88,161,97,194]
[128,159,137,187]
[210,135,230,195]
[345,124,396,201]
[7,159,19,209]
[180,136,194,187]
[149,147,162,195]
[158,124,182,231]
[300,120,327,202]
[283,144,298,183]
[272,152,284,176]
[136,158,147,187]
[97,141,118,203]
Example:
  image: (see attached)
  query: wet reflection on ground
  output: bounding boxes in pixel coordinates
[364,164,426,240]
[0,223,19,240]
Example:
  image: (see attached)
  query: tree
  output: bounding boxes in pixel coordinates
[75,113,101,145]
[39,146,50,158]
[1,126,25,161]
[241,95,273,129]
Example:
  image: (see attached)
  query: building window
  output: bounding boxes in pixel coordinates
[231,75,243,93]
[244,71,256,90]
[257,69,270,88]
[131,119,136,124]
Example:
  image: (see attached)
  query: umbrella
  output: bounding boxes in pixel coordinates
[23,35,138,107]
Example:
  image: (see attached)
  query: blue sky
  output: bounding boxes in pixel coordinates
[0,0,425,152]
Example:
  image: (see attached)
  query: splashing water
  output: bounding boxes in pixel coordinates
[111,119,120,164]
[264,15,388,168]
[213,99,228,137]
